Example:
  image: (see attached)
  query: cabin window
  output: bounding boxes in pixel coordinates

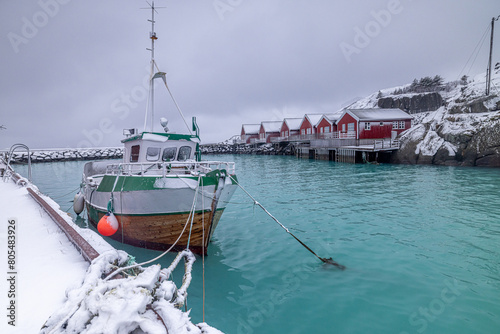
[325,127,330,133]
[146,147,161,161]
[364,122,371,130]
[393,121,398,129]
[399,121,405,129]
[301,129,305,135]
[380,122,384,126]
[178,146,192,161]
[348,123,354,132]
[342,124,346,132]
[130,145,140,162]
[307,128,312,135]
[320,127,324,134]
[162,147,177,161]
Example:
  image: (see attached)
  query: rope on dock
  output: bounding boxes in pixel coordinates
[229,175,346,270]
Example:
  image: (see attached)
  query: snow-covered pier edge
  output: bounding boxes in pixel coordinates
[0,160,224,334]
[1,147,123,163]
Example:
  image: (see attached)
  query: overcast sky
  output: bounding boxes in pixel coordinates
[1,0,499,148]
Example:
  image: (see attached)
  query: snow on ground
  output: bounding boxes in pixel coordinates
[0,180,89,333]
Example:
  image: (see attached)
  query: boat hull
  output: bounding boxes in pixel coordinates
[83,170,237,254]
[87,205,225,254]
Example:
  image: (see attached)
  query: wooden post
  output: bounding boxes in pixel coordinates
[487,16,499,96]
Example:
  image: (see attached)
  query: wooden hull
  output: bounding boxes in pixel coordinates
[87,205,225,255]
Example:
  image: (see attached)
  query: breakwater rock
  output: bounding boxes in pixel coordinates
[4,147,123,164]
[201,143,295,155]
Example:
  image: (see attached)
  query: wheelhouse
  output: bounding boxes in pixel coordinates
[122,132,201,163]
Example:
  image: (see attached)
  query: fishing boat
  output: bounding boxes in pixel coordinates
[78,2,237,254]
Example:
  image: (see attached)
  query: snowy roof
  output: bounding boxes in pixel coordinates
[261,121,282,133]
[316,113,342,126]
[346,108,413,121]
[283,118,303,131]
[242,124,260,135]
[303,114,323,127]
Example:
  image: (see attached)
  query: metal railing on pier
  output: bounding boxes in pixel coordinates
[104,161,236,177]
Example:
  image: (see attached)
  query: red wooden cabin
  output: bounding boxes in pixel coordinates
[336,108,412,140]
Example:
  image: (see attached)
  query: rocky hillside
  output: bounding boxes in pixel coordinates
[350,70,500,167]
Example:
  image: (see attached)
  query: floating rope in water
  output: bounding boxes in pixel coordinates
[229,175,345,270]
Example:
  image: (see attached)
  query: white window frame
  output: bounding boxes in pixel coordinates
[393,121,398,129]
[399,121,405,129]
[364,122,371,130]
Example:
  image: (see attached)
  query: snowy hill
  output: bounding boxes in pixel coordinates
[350,70,500,167]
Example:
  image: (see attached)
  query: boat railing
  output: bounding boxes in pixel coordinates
[105,161,235,177]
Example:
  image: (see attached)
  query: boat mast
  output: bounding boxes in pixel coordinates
[148,2,159,132]
[486,15,499,96]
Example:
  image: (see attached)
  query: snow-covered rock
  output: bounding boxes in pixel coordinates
[354,70,500,166]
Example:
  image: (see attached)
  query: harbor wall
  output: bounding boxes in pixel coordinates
[2,147,123,163]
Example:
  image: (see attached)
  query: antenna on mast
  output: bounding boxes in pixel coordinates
[142,1,165,132]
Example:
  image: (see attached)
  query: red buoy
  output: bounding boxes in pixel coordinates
[97,212,119,236]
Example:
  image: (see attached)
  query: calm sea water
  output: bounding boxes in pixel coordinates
[15,155,500,334]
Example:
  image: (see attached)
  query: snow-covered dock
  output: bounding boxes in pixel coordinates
[0,163,223,334]
[0,178,92,333]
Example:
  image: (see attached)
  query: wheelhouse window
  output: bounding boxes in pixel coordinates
[178,146,192,161]
[146,147,161,161]
[162,147,177,161]
[130,145,140,162]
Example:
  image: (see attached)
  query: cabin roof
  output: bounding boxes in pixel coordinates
[283,118,303,131]
[303,114,323,127]
[261,121,282,133]
[242,124,261,135]
[316,113,341,126]
[343,108,413,122]
[121,132,198,143]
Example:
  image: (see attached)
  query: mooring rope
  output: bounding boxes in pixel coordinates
[229,175,345,270]
[201,176,206,323]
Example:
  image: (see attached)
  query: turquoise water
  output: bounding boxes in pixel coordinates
[15,156,500,333]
